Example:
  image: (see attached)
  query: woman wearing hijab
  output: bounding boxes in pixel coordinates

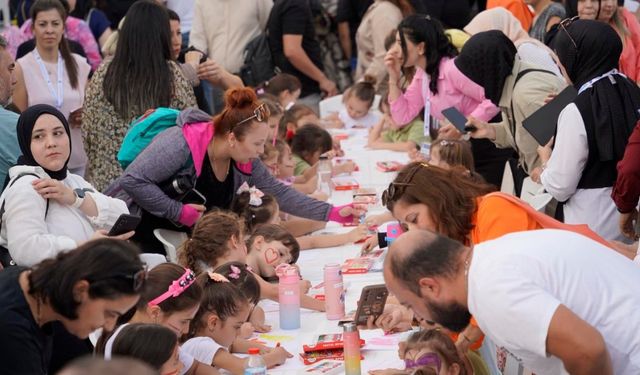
[459,30,566,179]
[537,19,640,241]
[464,8,563,77]
[0,104,131,267]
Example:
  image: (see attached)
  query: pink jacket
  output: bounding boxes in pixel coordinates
[617,8,640,82]
[390,57,499,126]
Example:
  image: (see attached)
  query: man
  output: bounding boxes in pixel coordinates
[385,229,640,374]
[0,35,19,187]
[268,0,337,113]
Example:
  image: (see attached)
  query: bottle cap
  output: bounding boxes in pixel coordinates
[343,322,358,332]
[248,348,260,355]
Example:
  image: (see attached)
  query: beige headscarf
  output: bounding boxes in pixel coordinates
[464,8,560,64]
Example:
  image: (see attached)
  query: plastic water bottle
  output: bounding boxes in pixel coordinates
[343,323,362,375]
[244,348,266,375]
[278,265,301,329]
[324,263,345,320]
[317,155,332,196]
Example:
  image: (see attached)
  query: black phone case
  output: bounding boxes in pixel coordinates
[108,214,141,236]
[353,284,389,326]
[442,107,469,133]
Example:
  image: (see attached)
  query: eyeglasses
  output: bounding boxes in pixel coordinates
[235,103,269,127]
[404,353,442,371]
[558,16,579,49]
[381,163,429,207]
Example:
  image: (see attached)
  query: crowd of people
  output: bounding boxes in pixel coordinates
[0,0,639,374]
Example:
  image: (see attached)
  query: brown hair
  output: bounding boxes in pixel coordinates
[214,262,261,305]
[386,163,494,243]
[430,139,475,171]
[278,103,317,141]
[258,73,301,97]
[402,329,468,375]
[30,0,79,89]
[213,88,270,141]
[260,143,278,163]
[247,224,301,264]
[344,76,376,108]
[230,191,278,234]
[261,97,284,118]
[274,140,289,164]
[177,210,244,274]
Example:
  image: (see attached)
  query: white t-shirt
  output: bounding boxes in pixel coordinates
[104,323,195,375]
[338,108,380,129]
[167,0,195,32]
[468,229,640,374]
[181,336,226,366]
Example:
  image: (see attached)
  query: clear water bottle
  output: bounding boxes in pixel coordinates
[317,155,332,196]
[244,348,267,375]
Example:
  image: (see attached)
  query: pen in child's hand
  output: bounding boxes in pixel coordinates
[276,342,281,348]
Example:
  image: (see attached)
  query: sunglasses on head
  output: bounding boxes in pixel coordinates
[404,352,442,371]
[558,16,579,49]
[92,267,147,293]
[235,103,269,128]
[381,163,429,207]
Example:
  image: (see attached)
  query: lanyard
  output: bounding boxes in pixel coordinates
[421,70,431,137]
[578,69,624,94]
[33,49,64,110]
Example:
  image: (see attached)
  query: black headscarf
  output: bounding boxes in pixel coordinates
[16,104,71,180]
[553,19,640,162]
[454,30,517,106]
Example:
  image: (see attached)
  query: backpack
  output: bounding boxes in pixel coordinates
[239,32,278,87]
[117,108,180,169]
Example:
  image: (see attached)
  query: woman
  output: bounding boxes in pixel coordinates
[457,31,565,177]
[109,88,359,252]
[526,0,565,42]
[538,19,640,241]
[20,0,102,70]
[355,0,414,86]
[612,120,640,240]
[83,0,196,192]
[572,0,640,81]
[385,15,508,187]
[464,8,563,77]
[14,0,91,177]
[0,105,131,267]
[0,239,146,374]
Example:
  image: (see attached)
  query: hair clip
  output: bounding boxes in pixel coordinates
[148,269,196,306]
[207,271,230,283]
[236,182,264,206]
[439,139,453,146]
[256,88,265,95]
[228,265,242,279]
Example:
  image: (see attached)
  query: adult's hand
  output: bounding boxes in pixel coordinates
[438,123,463,140]
[384,49,402,83]
[319,78,338,97]
[466,117,495,140]
[619,209,638,239]
[197,59,224,83]
[32,178,76,206]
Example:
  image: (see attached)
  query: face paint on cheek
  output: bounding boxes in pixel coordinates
[264,248,280,265]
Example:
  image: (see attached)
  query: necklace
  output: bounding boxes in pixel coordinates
[211,152,230,181]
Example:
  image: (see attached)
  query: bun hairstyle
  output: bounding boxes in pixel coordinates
[178,209,244,274]
[402,329,468,375]
[111,324,178,371]
[257,73,302,98]
[230,191,278,234]
[345,76,377,108]
[213,88,270,140]
[214,261,261,305]
[247,224,300,264]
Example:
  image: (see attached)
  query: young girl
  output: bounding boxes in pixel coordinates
[99,263,213,375]
[367,92,427,151]
[231,188,367,249]
[259,143,279,176]
[273,140,318,195]
[260,98,284,146]
[177,210,247,274]
[324,79,380,129]
[278,103,319,142]
[257,73,302,110]
[291,124,355,178]
[370,329,472,375]
[111,324,183,375]
[181,272,292,375]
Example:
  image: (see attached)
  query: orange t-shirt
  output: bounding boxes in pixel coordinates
[449,194,541,349]
[487,0,534,31]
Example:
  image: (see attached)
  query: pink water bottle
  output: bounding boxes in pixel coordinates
[277,264,301,330]
[343,322,361,375]
[324,263,345,320]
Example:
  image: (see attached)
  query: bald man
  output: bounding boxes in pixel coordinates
[384,229,640,375]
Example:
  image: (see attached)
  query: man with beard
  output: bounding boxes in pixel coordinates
[384,229,640,375]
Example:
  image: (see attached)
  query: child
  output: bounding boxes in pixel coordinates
[177,210,247,274]
[257,73,301,110]
[259,142,279,176]
[99,263,209,375]
[291,124,356,178]
[182,272,292,375]
[261,98,284,146]
[426,139,474,171]
[278,103,319,142]
[273,140,318,195]
[111,324,183,375]
[370,329,472,375]
[324,79,380,129]
[367,92,427,151]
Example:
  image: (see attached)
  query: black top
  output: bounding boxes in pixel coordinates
[196,157,235,210]
[336,0,373,59]
[0,266,53,375]
[268,0,323,97]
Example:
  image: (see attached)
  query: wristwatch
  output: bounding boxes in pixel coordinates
[72,188,93,209]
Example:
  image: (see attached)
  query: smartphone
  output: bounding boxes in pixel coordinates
[353,284,389,326]
[442,107,470,133]
[180,188,207,206]
[108,214,141,236]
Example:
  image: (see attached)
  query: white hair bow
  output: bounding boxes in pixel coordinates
[236,182,264,206]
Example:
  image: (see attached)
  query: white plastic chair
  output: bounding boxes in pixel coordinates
[519,177,553,212]
[500,161,515,195]
[153,228,188,263]
[139,253,168,270]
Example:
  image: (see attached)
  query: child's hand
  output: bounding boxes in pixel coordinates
[299,279,312,294]
[360,236,379,254]
[333,160,356,175]
[249,306,272,333]
[348,225,368,243]
[239,322,255,339]
[408,148,426,162]
[263,347,293,367]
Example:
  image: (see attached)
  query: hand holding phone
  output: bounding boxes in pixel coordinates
[108,214,141,236]
[442,107,470,133]
[353,284,389,326]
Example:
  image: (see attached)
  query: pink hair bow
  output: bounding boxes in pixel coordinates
[228,264,242,279]
[236,182,264,206]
